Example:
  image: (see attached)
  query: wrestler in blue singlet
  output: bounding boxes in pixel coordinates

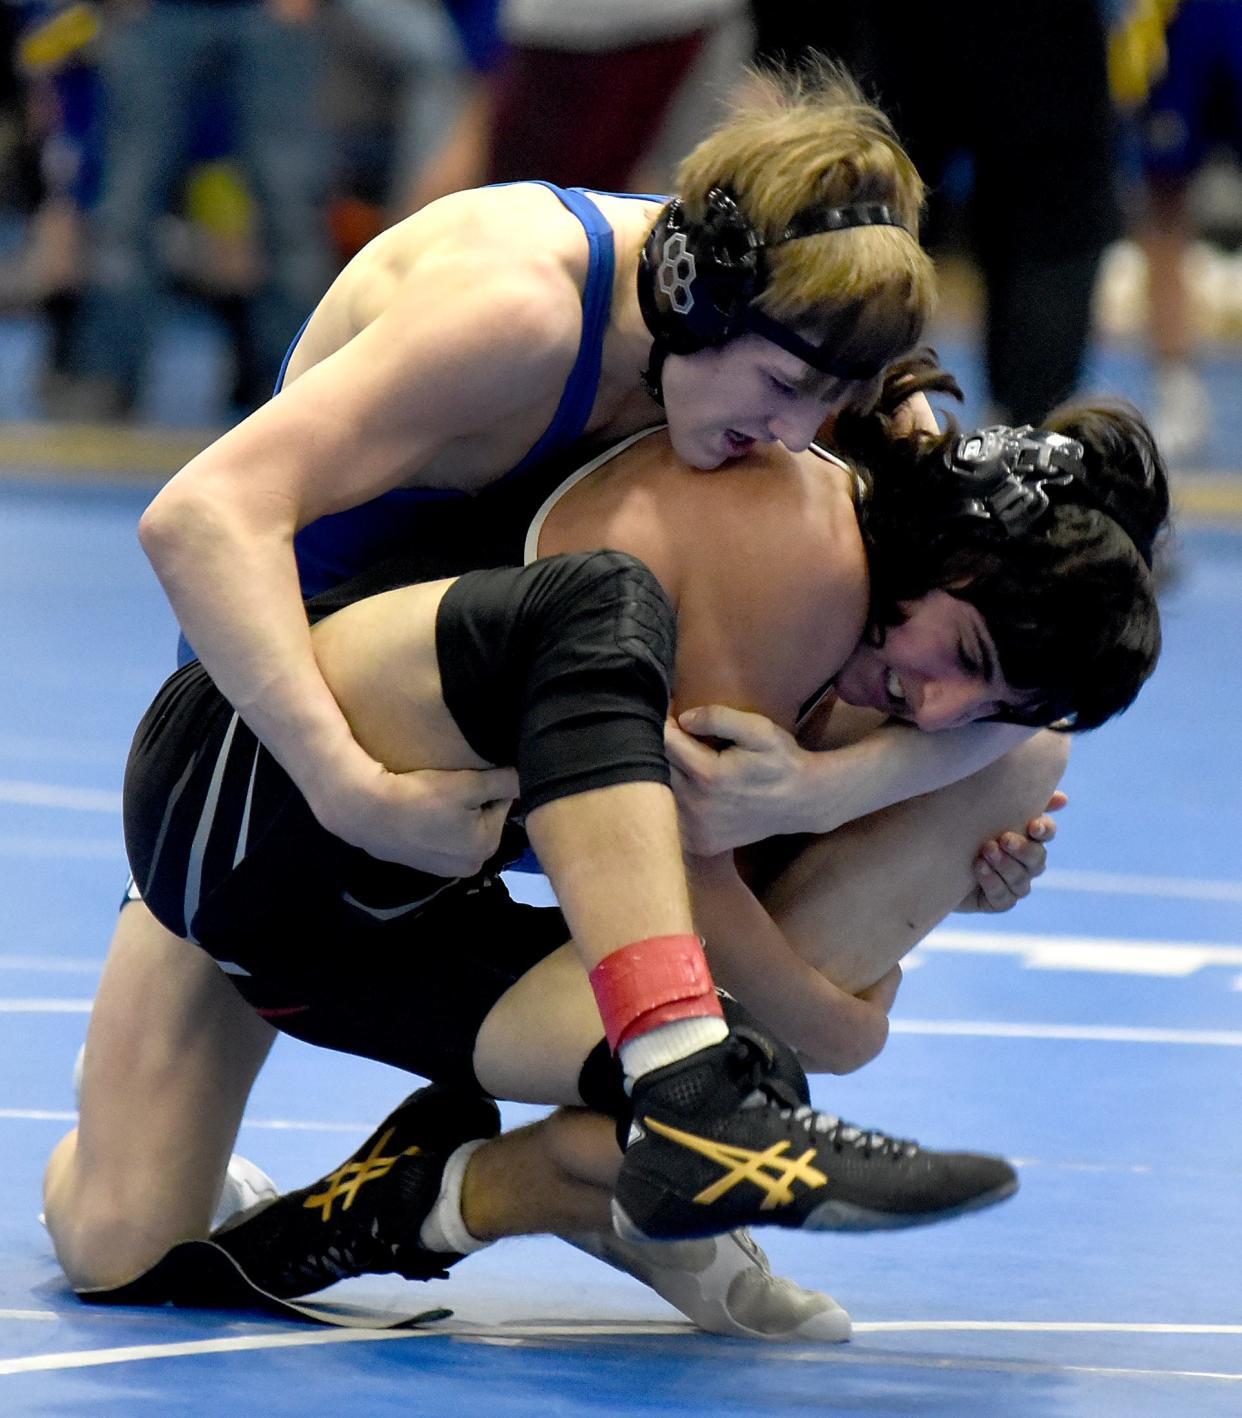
[291,184,650,599]
[173,183,653,667]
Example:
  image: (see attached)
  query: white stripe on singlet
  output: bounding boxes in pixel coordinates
[182,711,242,943]
[521,424,665,565]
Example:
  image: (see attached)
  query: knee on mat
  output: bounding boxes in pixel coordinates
[45,1150,212,1292]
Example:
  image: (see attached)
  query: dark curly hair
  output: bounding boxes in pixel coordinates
[830,352,1171,731]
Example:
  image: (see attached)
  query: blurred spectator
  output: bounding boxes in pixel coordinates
[401,0,502,209]
[754,2,1122,426]
[1136,0,1242,462]
[317,0,500,256]
[485,0,748,191]
[369,2,750,229]
[48,0,331,421]
[0,1,104,402]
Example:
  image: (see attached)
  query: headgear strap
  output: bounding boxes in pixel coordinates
[744,199,905,380]
[637,188,909,393]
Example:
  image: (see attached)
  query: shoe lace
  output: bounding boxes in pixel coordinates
[786,1108,920,1159]
[285,1215,394,1289]
[727,1031,919,1158]
[287,1227,454,1289]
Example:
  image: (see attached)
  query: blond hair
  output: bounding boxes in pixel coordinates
[674,60,937,372]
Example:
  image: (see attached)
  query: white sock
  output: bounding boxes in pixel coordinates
[418,1139,492,1255]
[619,1015,729,1083]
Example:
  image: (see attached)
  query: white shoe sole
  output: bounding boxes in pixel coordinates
[567,1228,850,1342]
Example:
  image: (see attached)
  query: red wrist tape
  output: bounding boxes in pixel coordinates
[588,934,723,1053]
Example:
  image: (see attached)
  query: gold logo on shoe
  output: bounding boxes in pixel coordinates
[643,1116,828,1210]
[303,1127,420,1220]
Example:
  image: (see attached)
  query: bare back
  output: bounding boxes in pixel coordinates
[313,432,870,778]
[536,433,871,731]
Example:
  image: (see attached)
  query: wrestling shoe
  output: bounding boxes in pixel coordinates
[214,1154,279,1230]
[211,1085,500,1298]
[567,1227,851,1342]
[613,1030,1017,1242]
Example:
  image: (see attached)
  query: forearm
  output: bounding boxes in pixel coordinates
[688,854,888,1074]
[794,718,1036,836]
[139,475,368,812]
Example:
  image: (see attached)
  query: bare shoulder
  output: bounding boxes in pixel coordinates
[268,187,617,487]
[658,443,871,724]
[295,186,597,396]
[182,185,659,513]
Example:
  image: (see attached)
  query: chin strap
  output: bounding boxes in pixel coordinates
[641,341,668,406]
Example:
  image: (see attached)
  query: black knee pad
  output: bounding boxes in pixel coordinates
[437,551,676,813]
[577,1037,631,1126]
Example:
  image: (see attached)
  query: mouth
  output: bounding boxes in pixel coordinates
[722,428,756,457]
[883,668,908,713]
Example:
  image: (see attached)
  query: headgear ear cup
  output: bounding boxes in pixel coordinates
[636,186,909,381]
[941,427,1084,539]
[638,191,765,353]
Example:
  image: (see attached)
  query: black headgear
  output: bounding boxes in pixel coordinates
[637,187,907,398]
[943,424,1153,568]
[943,426,1084,538]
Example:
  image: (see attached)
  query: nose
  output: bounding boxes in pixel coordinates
[912,678,985,732]
[769,399,828,454]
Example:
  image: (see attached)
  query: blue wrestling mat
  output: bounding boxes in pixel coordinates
[0,319,1239,1415]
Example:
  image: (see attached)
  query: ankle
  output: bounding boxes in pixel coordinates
[619,1015,729,1082]
[589,934,726,1083]
[420,1139,492,1254]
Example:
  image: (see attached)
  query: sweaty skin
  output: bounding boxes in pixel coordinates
[313,425,1044,1074]
[138,186,856,871]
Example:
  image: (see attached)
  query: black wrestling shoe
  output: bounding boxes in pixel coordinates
[211,1085,500,1298]
[612,1030,1017,1242]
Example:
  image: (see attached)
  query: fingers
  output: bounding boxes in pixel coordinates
[424,796,514,876]
[974,831,1049,910]
[664,719,724,777]
[413,766,518,807]
[674,704,777,750]
[470,767,520,805]
[1029,790,1069,835]
[475,797,514,842]
[972,853,1020,911]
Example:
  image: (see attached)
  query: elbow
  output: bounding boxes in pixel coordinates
[138,483,196,573]
[835,1013,890,1074]
[139,469,258,582]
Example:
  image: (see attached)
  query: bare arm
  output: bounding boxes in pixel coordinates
[139,270,571,868]
[668,706,1034,854]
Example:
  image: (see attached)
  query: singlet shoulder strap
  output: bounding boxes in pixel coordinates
[522,424,666,564]
[507,183,621,476]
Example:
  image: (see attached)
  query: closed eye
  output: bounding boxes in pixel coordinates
[958,630,997,683]
[766,373,797,397]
